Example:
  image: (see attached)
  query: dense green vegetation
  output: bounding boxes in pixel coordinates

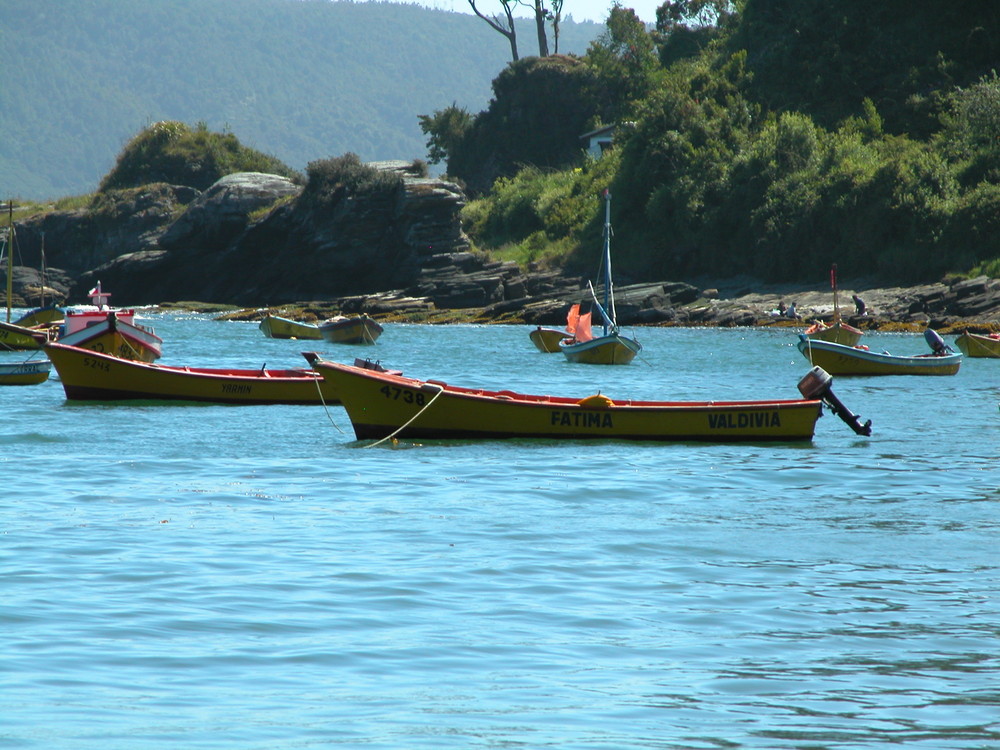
[438,0,1000,284]
[1,0,600,200]
[8,0,999,286]
[100,121,300,192]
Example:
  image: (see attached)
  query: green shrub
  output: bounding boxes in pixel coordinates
[99,121,300,192]
[300,153,402,209]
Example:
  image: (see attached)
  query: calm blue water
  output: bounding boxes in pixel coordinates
[3,313,999,749]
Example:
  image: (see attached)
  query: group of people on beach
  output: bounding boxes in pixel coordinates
[773,294,867,320]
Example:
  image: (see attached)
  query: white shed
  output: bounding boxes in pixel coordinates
[580,124,618,159]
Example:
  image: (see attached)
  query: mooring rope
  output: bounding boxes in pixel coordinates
[803,336,815,367]
[365,383,444,449]
[312,372,345,433]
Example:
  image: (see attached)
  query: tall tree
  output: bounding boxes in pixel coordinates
[586,3,658,109]
[550,0,563,54]
[530,0,550,56]
[468,0,520,61]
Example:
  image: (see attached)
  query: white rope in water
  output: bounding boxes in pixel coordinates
[365,384,444,449]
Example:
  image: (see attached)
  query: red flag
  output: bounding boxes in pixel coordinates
[830,264,838,290]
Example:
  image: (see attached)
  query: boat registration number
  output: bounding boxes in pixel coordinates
[379,385,427,406]
[83,357,111,373]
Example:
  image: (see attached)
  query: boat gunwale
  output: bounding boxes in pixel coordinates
[804,320,864,336]
[45,342,322,381]
[315,360,821,411]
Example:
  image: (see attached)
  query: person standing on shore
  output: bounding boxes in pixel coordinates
[852,294,867,315]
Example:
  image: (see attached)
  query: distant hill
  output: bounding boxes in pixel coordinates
[1,0,601,200]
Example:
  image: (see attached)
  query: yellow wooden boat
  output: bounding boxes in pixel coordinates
[319,314,383,344]
[804,319,864,346]
[561,330,641,364]
[45,342,340,403]
[954,330,1000,358]
[58,310,163,362]
[797,333,962,375]
[803,265,864,346]
[259,313,323,340]
[15,303,63,328]
[2,205,58,350]
[57,283,163,362]
[0,357,52,385]
[529,326,571,353]
[0,319,54,350]
[305,355,872,442]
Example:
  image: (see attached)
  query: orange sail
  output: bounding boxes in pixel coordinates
[575,311,593,342]
[565,303,594,343]
[565,303,581,336]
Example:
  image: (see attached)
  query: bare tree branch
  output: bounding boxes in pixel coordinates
[468,0,520,61]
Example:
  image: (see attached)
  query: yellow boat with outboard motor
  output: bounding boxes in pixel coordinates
[797,330,962,375]
[304,354,872,443]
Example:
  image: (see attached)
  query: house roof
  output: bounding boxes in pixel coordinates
[579,124,617,141]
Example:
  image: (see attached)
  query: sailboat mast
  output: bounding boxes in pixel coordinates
[40,231,47,309]
[6,201,13,324]
[831,263,840,323]
[602,188,614,335]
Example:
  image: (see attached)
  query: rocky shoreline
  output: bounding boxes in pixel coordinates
[218,272,1000,335]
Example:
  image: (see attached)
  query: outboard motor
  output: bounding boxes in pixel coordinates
[924,328,951,355]
[798,366,873,436]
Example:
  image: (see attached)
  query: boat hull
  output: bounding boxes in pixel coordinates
[259,314,323,340]
[804,320,864,346]
[954,331,1000,358]
[529,327,571,353]
[797,335,962,375]
[57,313,163,362]
[561,334,641,365]
[0,359,52,385]
[15,304,64,328]
[44,342,339,404]
[0,320,52,350]
[319,316,383,344]
[309,359,823,442]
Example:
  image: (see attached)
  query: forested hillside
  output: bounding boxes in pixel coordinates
[445,0,1000,284]
[0,0,599,199]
